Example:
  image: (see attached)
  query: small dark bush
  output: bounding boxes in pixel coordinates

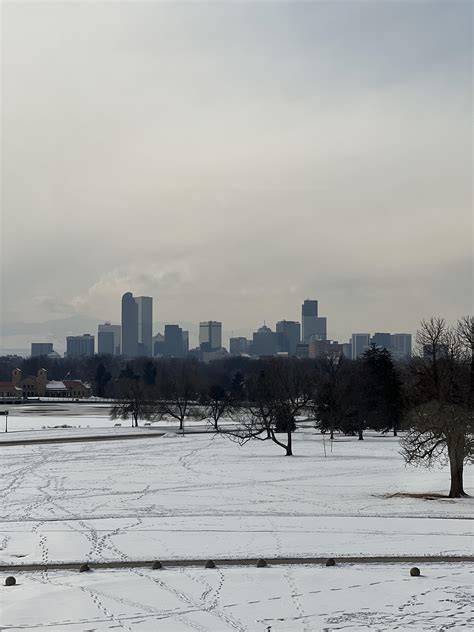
[79,563,91,573]
[4,576,16,586]
[151,561,163,570]
[256,559,267,568]
[410,567,421,577]
[205,560,216,569]
[325,558,336,567]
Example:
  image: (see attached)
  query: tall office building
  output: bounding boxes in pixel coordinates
[199,321,222,351]
[98,323,121,355]
[341,343,352,359]
[121,292,153,357]
[229,337,249,355]
[31,343,54,357]
[153,333,165,357]
[391,334,412,360]
[308,339,344,360]
[276,320,301,355]
[135,296,153,356]
[182,330,189,355]
[301,299,327,342]
[98,331,114,355]
[66,334,95,358]
[164,324,185,358]
[121,292,138,357]
[351,333,371,359]
[251,325,278,357]
[295,343,309,358]
[371,332,392,350]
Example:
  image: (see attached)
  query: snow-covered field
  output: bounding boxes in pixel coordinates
[0,403,214,438]
[2,402,120,433]
[1,405,472,630]
[2,563,473,631]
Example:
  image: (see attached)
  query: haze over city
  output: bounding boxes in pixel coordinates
[1,1,472,355]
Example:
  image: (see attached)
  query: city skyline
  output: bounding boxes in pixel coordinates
[0,293,458,357]
[15,293,413,362]
[0,3,471,625]
[1,1,472,354]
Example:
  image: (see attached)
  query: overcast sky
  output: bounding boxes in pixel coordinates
[1,0,472,350]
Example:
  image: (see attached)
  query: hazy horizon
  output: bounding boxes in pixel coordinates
[1,1,472,352]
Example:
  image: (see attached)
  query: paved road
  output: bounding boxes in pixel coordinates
[0,431,167,446]
[0,426,225,446]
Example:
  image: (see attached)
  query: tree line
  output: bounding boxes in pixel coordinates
[1,316,472,497]
[106,317,473,498]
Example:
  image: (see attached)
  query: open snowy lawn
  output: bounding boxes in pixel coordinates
[0,431,472,565]
[2,403,221,434]
[1,563,473,631]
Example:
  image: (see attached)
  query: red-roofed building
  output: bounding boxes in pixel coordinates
[0,382,23,403]
[10,369,91,399]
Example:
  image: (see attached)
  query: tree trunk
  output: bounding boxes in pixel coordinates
[393,427,398,437]
[214,419,219,431]
[286,427,292,456]
[179,418,184,431]
[448,452,468,498]
[358,422,364,440]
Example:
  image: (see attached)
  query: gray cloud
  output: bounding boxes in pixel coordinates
[1,1,472,351]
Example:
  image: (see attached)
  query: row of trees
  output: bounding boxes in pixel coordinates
[109,349,401,444]
[107,317,473,498]
[1,316,471,497]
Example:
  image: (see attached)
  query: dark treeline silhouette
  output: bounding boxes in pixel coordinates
[1,316,472,496]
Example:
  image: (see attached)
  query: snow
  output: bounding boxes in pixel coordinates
[1,563,473,630]
[0,404,472,629]
[45,381,67,390]
[1,430,472,565]
[0,403,215,435]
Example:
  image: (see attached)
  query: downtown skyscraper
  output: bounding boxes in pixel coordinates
[301,299,327,343]
[121,292,153,357]
[199,321,222,351]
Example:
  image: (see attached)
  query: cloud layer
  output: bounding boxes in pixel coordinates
[1,1,472,349]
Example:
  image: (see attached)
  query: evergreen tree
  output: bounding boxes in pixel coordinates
[94,363,112,398]
[362,346,404,435]
[143,360,157,386]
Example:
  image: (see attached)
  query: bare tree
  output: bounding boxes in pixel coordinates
[402,402,472,497]
[110,378,154,427]
[402,317,473,498]
[225,358,314,455]
[415,317,447,394]
[199,384,231,431]
[154,360,200,434]
[457,315,474,399]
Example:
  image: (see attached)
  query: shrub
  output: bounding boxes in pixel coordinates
[205,560,216,569]
[79,563,91,573]
[325,558,336,567]
[4,576,16,586]
[256,559,267,568]
[410,567,421,577]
